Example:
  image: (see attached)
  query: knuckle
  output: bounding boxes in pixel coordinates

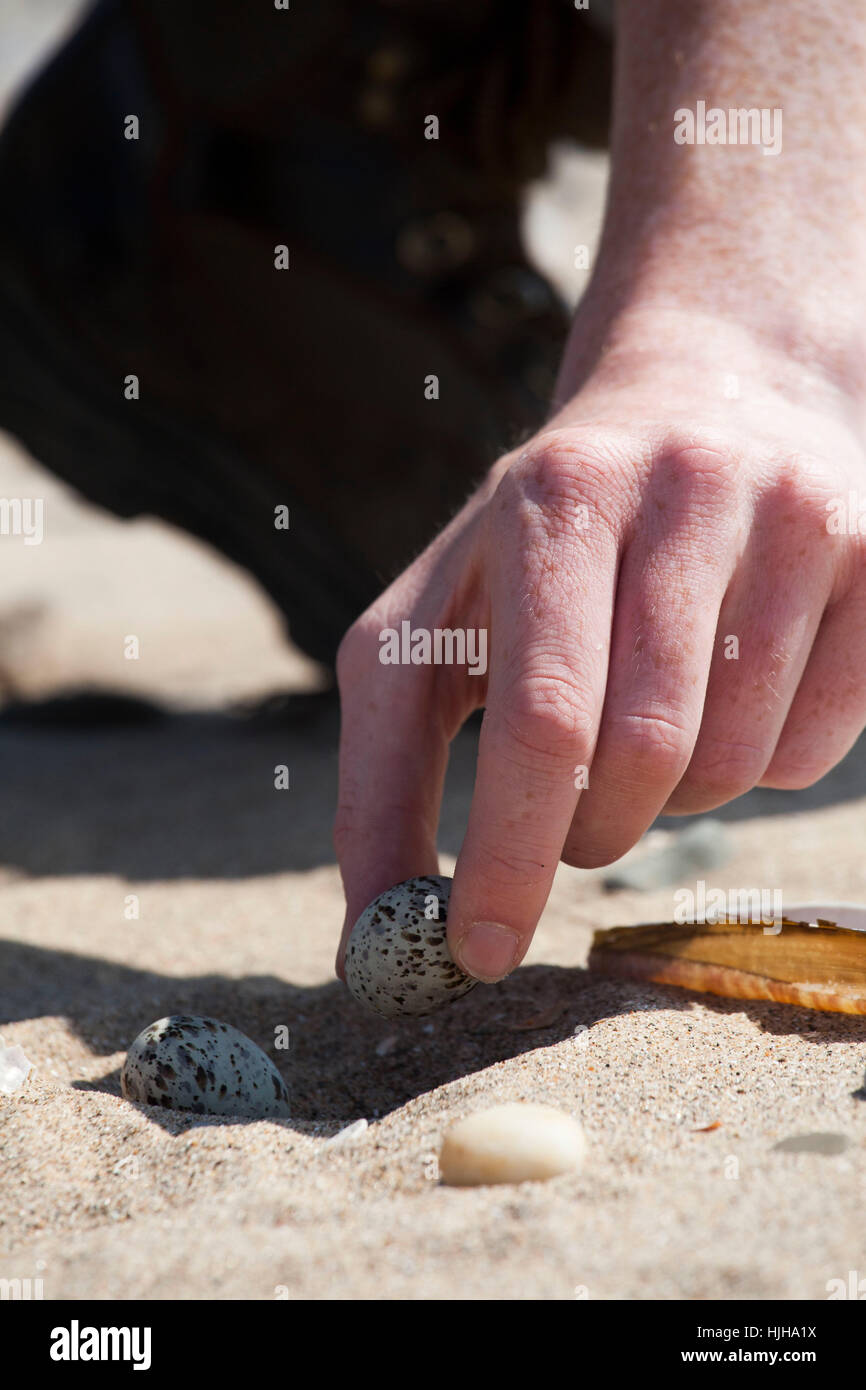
[774,466,839,536]
[469,838,551,891]
[516,432,589,500]
[498,675,592,763]
[501,430,631,536]
[681,736,769,801]
[651,439,741,512]
[605,708,693,782]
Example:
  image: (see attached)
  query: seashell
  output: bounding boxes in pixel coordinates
[588,915,866,1014]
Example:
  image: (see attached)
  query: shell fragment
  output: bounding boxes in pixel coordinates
[588,914,866,1014]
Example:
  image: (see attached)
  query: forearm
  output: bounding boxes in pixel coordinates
[561,0,866,407]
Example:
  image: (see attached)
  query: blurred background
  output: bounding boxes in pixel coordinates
[0,0,608,716]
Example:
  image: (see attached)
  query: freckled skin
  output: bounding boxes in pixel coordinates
[121,1015,290,1119]
[344,875,477,1018]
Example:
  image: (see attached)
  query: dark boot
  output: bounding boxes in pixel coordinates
[0,0,611,667]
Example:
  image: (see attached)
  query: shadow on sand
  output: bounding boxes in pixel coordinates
[2,935,865,1137]
[0,686,864,881]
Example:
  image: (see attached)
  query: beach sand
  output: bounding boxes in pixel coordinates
[1,1,866,1302]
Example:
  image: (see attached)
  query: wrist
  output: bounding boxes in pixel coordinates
[556,280,866,433]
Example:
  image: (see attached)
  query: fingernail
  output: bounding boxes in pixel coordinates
[455,921,520,982]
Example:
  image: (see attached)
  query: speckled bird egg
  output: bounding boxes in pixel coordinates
[344,875,477,1018]
[121,1015,289,1119]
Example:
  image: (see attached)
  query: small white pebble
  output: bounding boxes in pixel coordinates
[439,1103,587,1186]
[328,1118,368,1146]
[375,1036,398,1057]
[0,1036,33,1095]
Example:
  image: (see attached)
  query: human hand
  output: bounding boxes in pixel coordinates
[335,0,866,984]
[334,308,866,982]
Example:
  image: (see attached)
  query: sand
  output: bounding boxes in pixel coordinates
[2,1,866,1303]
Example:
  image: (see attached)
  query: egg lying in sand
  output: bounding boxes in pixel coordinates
[344,875,477,1018]
[121,1015,290,1119]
